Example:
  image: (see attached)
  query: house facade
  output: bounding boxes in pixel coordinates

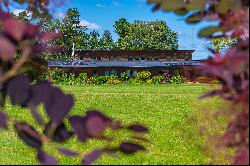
[48,50,202,77]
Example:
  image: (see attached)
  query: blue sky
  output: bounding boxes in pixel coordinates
[14,0,219,60]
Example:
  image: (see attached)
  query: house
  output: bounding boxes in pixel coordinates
[48,50,202,77]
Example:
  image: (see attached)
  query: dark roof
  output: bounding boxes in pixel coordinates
[48,60,202,68]
[74,49,195,56]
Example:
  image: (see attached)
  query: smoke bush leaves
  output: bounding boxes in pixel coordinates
[44,121,73,143]
[82,149,103,165]
[0,35,16,61]
[57,147,79,157]
[119,142,145,154]
[14,122,42,150]
[0,112,8,129]
[127,124,149,133]
[3,19,27,41]
[6,74,31,106]
[37,150,58,165]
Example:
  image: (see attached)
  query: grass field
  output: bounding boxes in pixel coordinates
[0,84,227,165]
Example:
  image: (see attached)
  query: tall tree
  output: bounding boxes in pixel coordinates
[88,30,100,50]
[114,19,179,50]
[99,30,114,50]
[40,8,89,60]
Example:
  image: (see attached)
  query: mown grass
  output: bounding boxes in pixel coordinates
[0,84,228,165]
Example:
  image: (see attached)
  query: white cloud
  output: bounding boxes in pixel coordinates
[56,12,66,19]
[112,1,121,7]
[80,19,100,29]
[12,9,31,17]
[96,3,106,8]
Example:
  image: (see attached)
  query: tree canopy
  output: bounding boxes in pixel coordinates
[114,18,179,50]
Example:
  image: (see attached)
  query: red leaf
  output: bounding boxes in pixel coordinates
[0,35,16,61]
[3,19,27,41]
[40,32,61,44]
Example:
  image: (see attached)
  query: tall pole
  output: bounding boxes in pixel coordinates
[71,42,75,60]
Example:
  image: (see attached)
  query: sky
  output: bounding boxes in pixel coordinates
[13,0,219,60]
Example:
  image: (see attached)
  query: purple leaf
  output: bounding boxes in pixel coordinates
[85,116,105,138]
[47,93,73,124]
[127,124,148,133]
[0,35,16,61]
[199,89,228,99]
[44,121,73,143]
[0,112,8,129]
[3,18,27,41]
[69,116,89,142]
[57,147,79,157]
[37,150,58,165]
[6,74,31,106]
[82,149,102,165]
[30,82,74,124]
[14,122,42,150]
[119,142,145,154]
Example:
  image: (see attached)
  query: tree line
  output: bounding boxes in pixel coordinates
[13,8,179,60]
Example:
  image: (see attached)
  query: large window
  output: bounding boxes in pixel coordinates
[105,70,118,76]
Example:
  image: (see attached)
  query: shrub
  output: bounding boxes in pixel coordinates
[90,75,109,85]
[127,78,142,84]
[50,67,63,84]
[76,73,88,85]
[120,72,129,81]
[152,75,164,84]
[106,76,122,85]
[68,73,77,85]
[136,71,151,83]
[162,72,171,83]
[170,75,183,84]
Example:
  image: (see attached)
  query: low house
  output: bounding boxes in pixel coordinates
[48,50,202,77]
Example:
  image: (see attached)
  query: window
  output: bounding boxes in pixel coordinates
[110,70,118,76]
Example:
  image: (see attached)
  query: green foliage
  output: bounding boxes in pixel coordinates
[76,73,88,85]
[170,75,183,84]
[89,75,109,85]
[136,71,152,83]
[106,76,122,85]
[114,19,179,50]
[40,8,89,60]
[88,30,100,50]
[152,75,164,84]
[210,37,237,51]
[48,69,185,85]
[120,72,129,81]
[99,30,115,50]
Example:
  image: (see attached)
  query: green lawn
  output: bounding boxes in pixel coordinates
[0,84,227,165]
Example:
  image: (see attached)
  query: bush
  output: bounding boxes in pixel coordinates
[89,75,109,85]
[120,72,129,81]
[127,78,142,84]
[106,76,122,85]
[152,75,164,84]
[136,71,151,83]
[162,72,171,83]
[76,73,88,85]
[170,74,183,84]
